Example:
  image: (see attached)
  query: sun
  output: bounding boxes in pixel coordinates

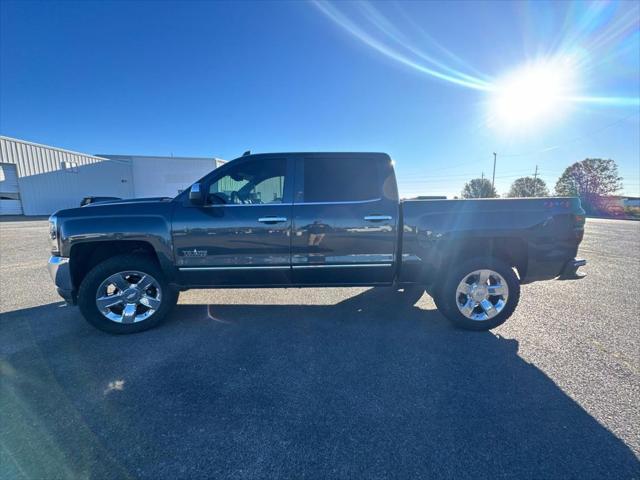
[489,58,576,131]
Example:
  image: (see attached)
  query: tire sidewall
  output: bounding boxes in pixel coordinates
[78,254,177,334]
[439,257,520,331]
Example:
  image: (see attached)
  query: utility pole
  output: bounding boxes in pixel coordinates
[533,165,538,196]
[492,152,497,191]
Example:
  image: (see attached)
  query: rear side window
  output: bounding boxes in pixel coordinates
[302,157,379,203]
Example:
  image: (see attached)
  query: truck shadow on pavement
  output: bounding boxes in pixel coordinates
[2,287,639,479]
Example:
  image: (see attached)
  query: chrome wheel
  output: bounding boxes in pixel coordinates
[455,269,509,321]
[95,271,162,324]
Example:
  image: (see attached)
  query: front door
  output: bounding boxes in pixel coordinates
[172,156,294,286]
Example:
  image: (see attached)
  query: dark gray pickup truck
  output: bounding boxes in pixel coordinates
[48,152,586,334]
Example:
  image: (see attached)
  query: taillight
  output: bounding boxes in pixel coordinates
[573,214,585,243]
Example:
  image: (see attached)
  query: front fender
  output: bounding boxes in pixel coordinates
[56,202,175,276]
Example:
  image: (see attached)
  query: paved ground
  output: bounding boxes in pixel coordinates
[1,218,638,479]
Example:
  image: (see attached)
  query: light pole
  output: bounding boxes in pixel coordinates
[492,152,497,192]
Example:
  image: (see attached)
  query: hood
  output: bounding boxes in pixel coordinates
[56,196,174,220]
[83,197,173,207]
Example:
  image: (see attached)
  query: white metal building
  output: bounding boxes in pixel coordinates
[0,136,224,215]
[96,154,225,199]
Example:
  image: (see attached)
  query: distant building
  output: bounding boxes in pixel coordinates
[410,195,447,200]
[96,154,226,199]
[591,195,640,218]
[0,136,224,215]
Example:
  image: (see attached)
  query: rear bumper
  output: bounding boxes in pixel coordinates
[48,256,76,304]
[521,242,583,283]
[559,258,587,279]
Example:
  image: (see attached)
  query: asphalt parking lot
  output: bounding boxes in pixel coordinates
[1,217,639,479]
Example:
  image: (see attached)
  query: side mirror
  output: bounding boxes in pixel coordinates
[209,192,227,205]
[189,183,204,205]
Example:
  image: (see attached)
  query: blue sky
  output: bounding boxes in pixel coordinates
[1,0,638,197]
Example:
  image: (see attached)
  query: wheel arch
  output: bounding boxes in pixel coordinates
[423,236,528,296]
[70,240,166,290]
[442,236,526,276]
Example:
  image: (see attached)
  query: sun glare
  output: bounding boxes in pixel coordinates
[490,59,576,131]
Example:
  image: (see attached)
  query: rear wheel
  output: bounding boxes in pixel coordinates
[78,254,178,334]
[437,257,520,331]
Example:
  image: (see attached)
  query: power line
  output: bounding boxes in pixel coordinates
[397,168,535,180]
[398,171,543,183]
[499,113,639,158]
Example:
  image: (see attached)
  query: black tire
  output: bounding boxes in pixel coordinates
[78,254,178,334]
[437,256,520,331]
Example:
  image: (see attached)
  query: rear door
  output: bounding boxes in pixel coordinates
[172,155,294,286]
[291,154,398,285]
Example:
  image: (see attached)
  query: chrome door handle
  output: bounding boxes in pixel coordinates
[364,215,392,222]
[258,217,288,223]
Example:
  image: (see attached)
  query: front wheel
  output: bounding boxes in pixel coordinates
[437,257,520,331]
[78,254,178,334]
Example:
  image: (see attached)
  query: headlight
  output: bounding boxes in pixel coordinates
[49,214,60,255]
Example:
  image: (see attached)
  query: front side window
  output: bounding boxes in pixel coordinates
[208,158,286,204]
[302,157,379,203]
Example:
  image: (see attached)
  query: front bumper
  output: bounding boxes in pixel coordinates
[48,256,76,304]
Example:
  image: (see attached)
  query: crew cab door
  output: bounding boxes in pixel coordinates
[291,154,398,285]
[172,156,294,286]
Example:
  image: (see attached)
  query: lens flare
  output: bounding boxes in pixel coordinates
[312,0,640,133]
[489,59,576,130]
[312,0,492,91]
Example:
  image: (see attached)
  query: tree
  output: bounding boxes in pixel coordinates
[555,158,622,212]
[507,176,549,197]
[461,178,498,198]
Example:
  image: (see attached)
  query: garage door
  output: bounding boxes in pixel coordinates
[0,163,23,215]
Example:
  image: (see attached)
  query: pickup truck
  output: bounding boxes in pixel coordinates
[48,152,586,334]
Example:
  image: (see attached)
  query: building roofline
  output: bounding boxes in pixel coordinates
[0,135,110,161]
[97,153,225,162]
[0,136,225,163]
[228,152,390,163]
[242,151,389,157]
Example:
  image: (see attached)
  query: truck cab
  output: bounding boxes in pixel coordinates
[172,153,398,287]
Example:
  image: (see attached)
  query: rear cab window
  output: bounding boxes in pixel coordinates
[297,157,381,203]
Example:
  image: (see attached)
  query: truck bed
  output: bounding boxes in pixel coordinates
[399,197,585,284]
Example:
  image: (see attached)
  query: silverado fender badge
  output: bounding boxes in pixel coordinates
[182,249,208,257]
